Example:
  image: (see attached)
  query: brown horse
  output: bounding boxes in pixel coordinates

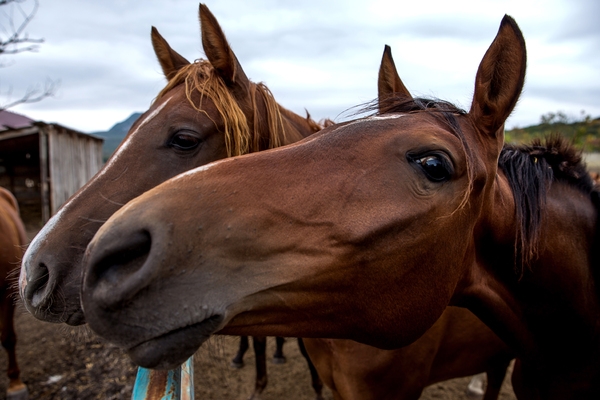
[18,4,323,400]
[81,15,600,398]
[299,45,515,400]
[80,13,525,371]
[0,187,28,400]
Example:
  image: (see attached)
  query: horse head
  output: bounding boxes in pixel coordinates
[81,16,526,369]
[20,4,319,325]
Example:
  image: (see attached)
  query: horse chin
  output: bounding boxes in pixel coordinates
[126,315,224,370]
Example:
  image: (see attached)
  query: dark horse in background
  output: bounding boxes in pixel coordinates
[0,187,28,400]
[18,4,323,400]
[81,16,600,399]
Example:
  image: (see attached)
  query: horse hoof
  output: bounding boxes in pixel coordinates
[271,356,286,364]
[230,360,244,369]
[7,386,29,400]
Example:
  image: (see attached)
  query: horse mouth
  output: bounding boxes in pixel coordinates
[126,314,224,369]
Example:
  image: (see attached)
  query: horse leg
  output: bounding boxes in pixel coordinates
[1,292,27,400]
[231,336,250,368]
[482,359,511,400]
[297,338,324,400]
[248,336,267,400]
[272,337,286,364]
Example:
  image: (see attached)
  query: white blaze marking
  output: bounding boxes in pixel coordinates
[20,96,174,293]
[337,113,406,130]
[20,206,67,295]
[368,114,406,120]
[173,157,237,181]
[96,96,173,179]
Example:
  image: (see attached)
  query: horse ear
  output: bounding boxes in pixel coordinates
[378,45,411,110]
[199,4,250,95]
[469,15,526,137]
[151,27,191,81]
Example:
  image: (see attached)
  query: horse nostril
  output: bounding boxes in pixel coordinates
[28,262,51,309]
[93,231,152,283]
[88,230,153,308]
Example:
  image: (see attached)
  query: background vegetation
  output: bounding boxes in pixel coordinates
[506,111,600,152]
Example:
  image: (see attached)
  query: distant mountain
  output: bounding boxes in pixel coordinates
[92,112,142,161]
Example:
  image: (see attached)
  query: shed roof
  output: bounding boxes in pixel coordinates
[0,110,34,131]
[0,110,103,143]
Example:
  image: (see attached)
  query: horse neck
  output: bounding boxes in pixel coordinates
[463,173,600,378]
[249,83,318,150]
[279,106,321,141]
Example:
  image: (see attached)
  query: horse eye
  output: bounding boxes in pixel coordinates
[170,131,201,151]
[414,155,451,182]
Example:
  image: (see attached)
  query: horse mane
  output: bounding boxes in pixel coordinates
[155,59,300,156]
[498,135,598,277]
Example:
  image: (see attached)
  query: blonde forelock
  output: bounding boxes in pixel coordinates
[155,59,288,157]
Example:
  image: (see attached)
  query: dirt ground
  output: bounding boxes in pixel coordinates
[0,308,517,400]
[0,228,517,399]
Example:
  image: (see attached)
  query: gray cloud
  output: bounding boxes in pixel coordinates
[2,0,598,133]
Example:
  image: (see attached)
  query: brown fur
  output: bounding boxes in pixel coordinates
[81,15,526,372]
[298,44,514,400]
[81,15,600,398]
[20,2,323,326]
[0,187,27,396]
[19,4,325,399]
[304,307,513,400]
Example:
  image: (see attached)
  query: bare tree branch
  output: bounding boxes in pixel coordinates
[0,78,58,111]
[0,0,55,111]
[0,0,43,55]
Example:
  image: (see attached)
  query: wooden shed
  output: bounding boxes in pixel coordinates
[0,110,103,227]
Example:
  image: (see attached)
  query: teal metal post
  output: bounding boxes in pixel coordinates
[132,356,194,400]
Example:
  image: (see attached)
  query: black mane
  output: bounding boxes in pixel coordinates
[498,135,598,276]
[501,136,595,193]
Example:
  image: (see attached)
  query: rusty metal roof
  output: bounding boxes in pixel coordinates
[0,110,35,131]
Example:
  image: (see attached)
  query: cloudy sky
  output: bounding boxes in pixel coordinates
[2,0,599,133]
